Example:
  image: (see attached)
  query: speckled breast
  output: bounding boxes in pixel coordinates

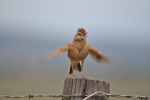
[67,43,89,61]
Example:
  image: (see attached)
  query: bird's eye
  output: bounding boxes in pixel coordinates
[78,33,81,35]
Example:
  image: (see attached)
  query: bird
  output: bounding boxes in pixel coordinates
[42,28,109,78]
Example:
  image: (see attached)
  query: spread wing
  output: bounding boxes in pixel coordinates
[33,43,73,64]
[89,45,110,63]
[47,43,73,60]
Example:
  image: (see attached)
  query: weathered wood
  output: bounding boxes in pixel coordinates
[62,77,110,100]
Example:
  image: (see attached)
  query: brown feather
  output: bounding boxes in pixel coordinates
[77,28,87,34]
[48,43,73,60]
[89,46,109,63]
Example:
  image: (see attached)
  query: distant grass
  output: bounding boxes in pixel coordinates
[0,72,150,100]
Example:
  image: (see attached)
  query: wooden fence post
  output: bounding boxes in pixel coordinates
[62,77,110,100]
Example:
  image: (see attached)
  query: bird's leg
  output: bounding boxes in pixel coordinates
[81,60,85,78]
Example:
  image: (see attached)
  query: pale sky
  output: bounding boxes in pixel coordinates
[0,0,149,44]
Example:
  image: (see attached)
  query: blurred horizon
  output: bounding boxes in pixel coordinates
[0,0,150,99]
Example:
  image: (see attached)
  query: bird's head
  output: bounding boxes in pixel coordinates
[74,28,87,41]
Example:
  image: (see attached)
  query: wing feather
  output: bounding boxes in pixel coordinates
[36,43,73,64]
[89,45,109,63]
[47,43,73,59]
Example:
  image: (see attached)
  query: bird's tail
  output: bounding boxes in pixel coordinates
[69,63,82,74]
[77,63,82,72]
[69,65,73,74]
